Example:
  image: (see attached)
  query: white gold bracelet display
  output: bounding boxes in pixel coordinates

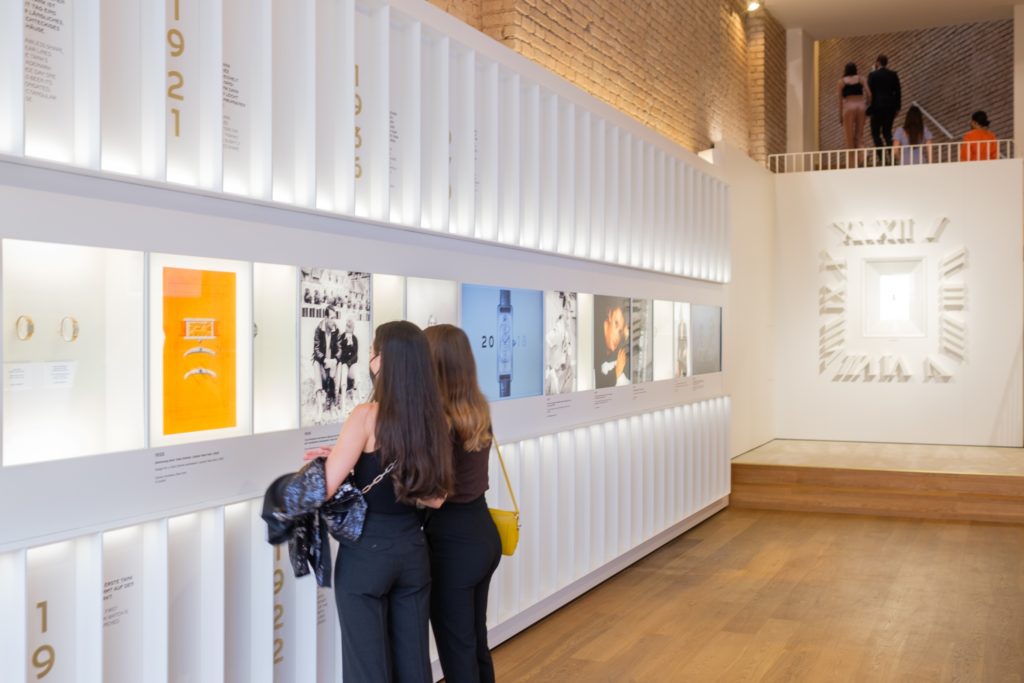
[183,317,217,380]
[183,367,218,380]
[59,316,79,342]
[15,315,35,341]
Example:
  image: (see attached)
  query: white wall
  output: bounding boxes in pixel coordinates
[774,160,1024,446]
[711,142,777,456]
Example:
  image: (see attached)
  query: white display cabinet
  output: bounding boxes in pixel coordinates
[2,240,145,466]
[254,263,299,434]
[148,253,253,447]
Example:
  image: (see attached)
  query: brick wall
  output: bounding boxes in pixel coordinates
[818,20,1013,150]
[748,9,787,160]
[432,0,788,158]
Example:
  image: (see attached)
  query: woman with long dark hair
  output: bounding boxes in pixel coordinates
[893,105,934,165]
[423,324,503,683]
[837,62,871,151]
[308,320,453,682]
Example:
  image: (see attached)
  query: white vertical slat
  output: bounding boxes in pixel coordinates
[640,414,655,540]
[588,424,606,568]
[475,58,498,241]
[225,503,251,683]
[616,132,632,266]
[292,575,318,682]
[556,99,575,255]
[684,403,696,517]
[588,117,606,262]
[538,92,558,253]
[665,160,678,275]
[573,427,592,579]
[574,109,591,259]
[683,166,695,278]
[629,139,644,268]
[449,46,475,236]
[702,173,713,281]
[600,421,617,563]
[200,508,225,682]
[519,83,540,250]
[629,415,644,546]
[197,0,222,189]
[271,0,316,206]
[100,0,142,174]
[640,143,655,269]
[139,0,166,180]
[0,549,28,683]
[401,21,422,227]
[421,34,449,231]
[74,534,104,683]
[222,0,270,196]
[539,435,559,600]
[693,171,704,280]
[316,587,339,683]
[142,520,168,683]
[495,442,522,623]
[653,151,667,273]
[653,411,666,533]
[522,438,542,607]
[368,4,390,221]
[249,503,273,683]
[556,431,575,589]
[387,15,421,226]
[0,0,24,155]
[74,0,101,168]
[602,125,619,262]
[497,71,521,245]
[314,0,354,212]
[617,418,633,555]
[722,184,732,282]
[700,400,711,508]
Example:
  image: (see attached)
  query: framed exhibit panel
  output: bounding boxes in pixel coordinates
[372,273,406,334]
[253,263,298,434]
[461,284,543,401]
[543,290,577,395]
[592,294,631,388]
[299,268,372,426]
[630,298,653,384]
[673,302,691,378]
[406,276,458,330]
[3,239,145,466]
[149,253,253,447]
[691,304,722,375]
[652,300,674,381]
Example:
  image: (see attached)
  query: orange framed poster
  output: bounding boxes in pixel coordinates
[162,267,237,434]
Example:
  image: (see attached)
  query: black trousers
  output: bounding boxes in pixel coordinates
[425,495,502,683]
[334,512,432,683]
[870,108,898,150]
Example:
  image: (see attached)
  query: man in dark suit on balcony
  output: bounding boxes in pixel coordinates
[868,55,902,161]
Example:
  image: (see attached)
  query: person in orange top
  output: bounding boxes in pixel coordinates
[961,110,998,161]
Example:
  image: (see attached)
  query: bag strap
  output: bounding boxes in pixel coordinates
[359,461,395,495]
[492,436,519,516]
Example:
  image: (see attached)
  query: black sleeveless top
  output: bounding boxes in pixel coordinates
[353,449,414,515]
[842,81,864,98]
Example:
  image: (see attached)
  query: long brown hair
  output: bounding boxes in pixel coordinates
[423,324,492,452]
[371,321,453,501]
[904,106,924,146]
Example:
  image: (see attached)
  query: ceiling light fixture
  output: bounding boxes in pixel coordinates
[747,1,761,11]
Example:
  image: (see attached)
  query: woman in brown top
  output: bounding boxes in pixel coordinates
[423,324,503,683]
[837,62,871,151]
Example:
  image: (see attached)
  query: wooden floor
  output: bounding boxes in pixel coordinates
[490,508,1024,682]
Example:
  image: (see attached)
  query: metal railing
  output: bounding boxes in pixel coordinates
[767,139,1014,174]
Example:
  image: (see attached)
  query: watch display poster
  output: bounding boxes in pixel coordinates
[673,302,691,378]
[3,240,145,467]
[652,300,674,381]
[461,284,543,401]
[102,526,144,683]
[162,267,237,434]
[254,263,299,434]
[372,274,405,335]
[23,0,75,162]
[300,269,372,427]
[593,294,631,388]
[543,290,577,395]
[691,304,722,375]
[406,277,458,330]
[630,298,654,384]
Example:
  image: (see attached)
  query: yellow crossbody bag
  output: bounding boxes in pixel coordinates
[489,438,520,556]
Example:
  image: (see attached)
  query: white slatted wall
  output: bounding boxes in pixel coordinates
[0,398,729,682]
[0,0,730,282]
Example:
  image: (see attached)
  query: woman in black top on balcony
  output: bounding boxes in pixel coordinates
[306,320,453,683]
[423,324,503,683]
[837,62,871,151]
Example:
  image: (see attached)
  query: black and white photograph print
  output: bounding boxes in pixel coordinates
[630,298,654,384]
[690,304,722,375]
[674,302,691,378]
[300,268,372,427]
[593,294,631,388]
[544,291,578,395]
